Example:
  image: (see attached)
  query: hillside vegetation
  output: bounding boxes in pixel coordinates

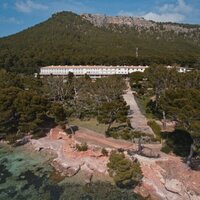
[0,11,200,73]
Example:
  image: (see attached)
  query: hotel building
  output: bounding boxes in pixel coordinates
[40,65,149,78]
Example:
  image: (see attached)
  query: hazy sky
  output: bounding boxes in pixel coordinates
[1,0,200,37]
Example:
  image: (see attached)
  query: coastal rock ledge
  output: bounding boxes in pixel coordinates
[134,155,200,200]
[52,160,82,177]
[30,134,109,183]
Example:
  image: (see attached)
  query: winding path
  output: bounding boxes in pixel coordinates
[123,81,154,135]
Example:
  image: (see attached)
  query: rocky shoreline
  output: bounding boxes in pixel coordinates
[5,127,199,200]
[29,128,111,184]
[133,155,200,200]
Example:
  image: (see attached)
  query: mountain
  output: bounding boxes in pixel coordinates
[81,13,200,33]
[0,11,200,74]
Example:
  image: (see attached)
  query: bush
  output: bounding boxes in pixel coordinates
[161,144,172,154]
[6,134,24,144]
[105,130,111,137]
[132,131,147,138]
[120,132,132,140]
[101,148,108,156]
[107,152,143,188]
[76,142,88,151]
[147,120,161,140]
[106,126,135,140]
[106,126,154,143]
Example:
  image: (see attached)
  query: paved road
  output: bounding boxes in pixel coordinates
[123,81,154,135]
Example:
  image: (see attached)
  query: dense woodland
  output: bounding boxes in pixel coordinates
[0,70,128,142]
[1,12,200,74]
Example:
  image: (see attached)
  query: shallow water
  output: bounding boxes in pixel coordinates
[0,144,143,200]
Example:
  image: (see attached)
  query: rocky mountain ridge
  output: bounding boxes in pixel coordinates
[81,13,200,34]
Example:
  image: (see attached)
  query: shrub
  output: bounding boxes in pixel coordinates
[107,151,143,188]
[147,120,161,140]
[101,148,108,156]
[106,126,154,142]
[76,142,88,151]
[120,132,132,140]
[6,134,24,144]
[132,131,147,138]
[105,130,111,137]
[150,137,160,143]
[161,144,172,154]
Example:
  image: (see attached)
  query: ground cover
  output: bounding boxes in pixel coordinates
[134,96,155,120]
[69,118,125,135]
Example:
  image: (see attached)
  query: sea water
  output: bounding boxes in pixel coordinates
[0,144,142,200]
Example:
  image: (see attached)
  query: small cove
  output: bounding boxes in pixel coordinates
[0,143,143,200]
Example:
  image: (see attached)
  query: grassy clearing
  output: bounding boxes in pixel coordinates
[134,95,154,119]
[69,118,125,134]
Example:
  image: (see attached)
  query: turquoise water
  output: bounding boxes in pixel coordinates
[0,144,142,200]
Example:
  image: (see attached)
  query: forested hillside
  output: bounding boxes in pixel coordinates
[0,11,200,74]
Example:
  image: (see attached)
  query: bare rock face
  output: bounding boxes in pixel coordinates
[141,148,160,158]
[81,164,94,183]
[65,166,81,177]
[135,154,200,200]
[164,179,200,200]
[81,13,200,34]
[165,179,183,194]
[81,13,155,29]
[51,160,81,177]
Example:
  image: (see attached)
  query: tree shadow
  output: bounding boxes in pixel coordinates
[33,118,57,139]
[181,157,200,171]
[161,129,193,157]
[65,125,79,135]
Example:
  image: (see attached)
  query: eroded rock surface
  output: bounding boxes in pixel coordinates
[30,128,109,183]
[81,13,200,34]
[134,155,200,200]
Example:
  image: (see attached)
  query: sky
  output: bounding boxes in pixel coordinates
[1,0,200,37]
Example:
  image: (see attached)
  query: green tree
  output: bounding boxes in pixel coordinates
[49,103,67,123]
[129,72,144,85]
[93,76,127,103]
[159,89,200,166]
[107,152,143,188]
[97,99,129,131]
[14,90,49,135]
[0,87,20,134]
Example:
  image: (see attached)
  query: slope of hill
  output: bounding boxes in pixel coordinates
[0,11,200,74]
[81,13,200,33]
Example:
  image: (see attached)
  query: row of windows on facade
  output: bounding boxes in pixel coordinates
[41,68,143,72]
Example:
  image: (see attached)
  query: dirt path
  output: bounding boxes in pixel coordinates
[123,81,154,135]
[74,127,161,151]
[74,127,135,149]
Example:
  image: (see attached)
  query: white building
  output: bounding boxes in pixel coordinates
[40,65,149,78]
[166,66,194,73]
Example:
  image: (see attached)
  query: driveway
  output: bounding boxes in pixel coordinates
[123,81,154,135]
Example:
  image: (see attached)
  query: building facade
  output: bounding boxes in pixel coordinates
[166,66,194,73]
[40,65,149,78]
